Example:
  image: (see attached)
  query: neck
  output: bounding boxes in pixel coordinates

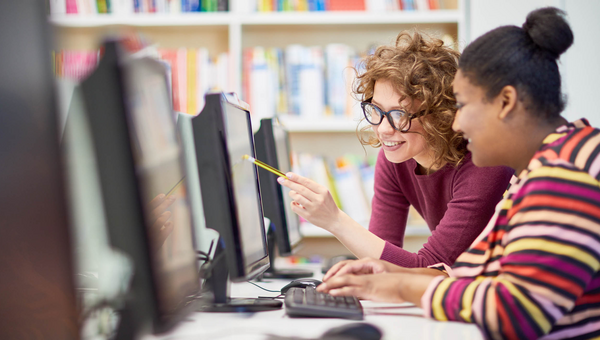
[511,116,567,174]
[414,151,445,175]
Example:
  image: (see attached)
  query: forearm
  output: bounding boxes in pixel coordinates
[328,211,385,259]
[397,273,440,307]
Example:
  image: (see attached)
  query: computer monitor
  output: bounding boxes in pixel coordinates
[175,113,220,264]
[81,40,199,338]
[0,0,78,338]
[254,118,312,279]
[192,93,282,312]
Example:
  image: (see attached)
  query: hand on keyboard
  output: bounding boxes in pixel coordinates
[284,286,363,320]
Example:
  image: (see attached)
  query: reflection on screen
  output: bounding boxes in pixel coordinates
[273,126,301,246]
[125,59,198,315]
[223,102,268,266]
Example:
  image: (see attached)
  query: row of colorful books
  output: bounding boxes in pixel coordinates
[242,44,366,121]
[53,47,230,116]
[241,0,456,12]
[53,50,100,81]
[48,0,228,15]
[157,48,230,115]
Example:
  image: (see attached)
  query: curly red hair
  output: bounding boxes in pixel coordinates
[354,30,467,170]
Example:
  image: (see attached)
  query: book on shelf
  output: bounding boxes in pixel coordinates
[292,152,377,227]
[242,43,365,122]
[48,0,228,14]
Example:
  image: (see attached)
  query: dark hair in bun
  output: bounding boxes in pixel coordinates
[459,7,574,120]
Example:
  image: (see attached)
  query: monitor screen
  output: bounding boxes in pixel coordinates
[223,102,269,266]
[123,57,199,316]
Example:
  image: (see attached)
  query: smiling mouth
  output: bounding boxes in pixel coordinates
[382,141,404,147]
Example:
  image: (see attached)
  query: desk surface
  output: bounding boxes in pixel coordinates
[144,264,484,340]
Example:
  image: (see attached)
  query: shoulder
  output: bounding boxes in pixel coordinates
[539,123,600,181]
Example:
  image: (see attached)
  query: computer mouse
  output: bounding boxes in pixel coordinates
[320,322,382,340]
[280,278,323,294]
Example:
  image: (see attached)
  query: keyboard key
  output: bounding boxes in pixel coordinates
[284,287,363,320]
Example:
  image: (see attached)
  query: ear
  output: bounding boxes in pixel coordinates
[497,85,518,120]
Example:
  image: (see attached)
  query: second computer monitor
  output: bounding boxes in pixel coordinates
[254,118,312,279]
[192,93,270,280]
[192,93,282,312]
[255,118,302,254]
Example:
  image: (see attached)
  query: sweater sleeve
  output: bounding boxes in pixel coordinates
[379,160,514,268]
[421,165,600,339]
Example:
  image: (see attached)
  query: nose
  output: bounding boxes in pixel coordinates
[378,114,396,135]
[452,110,461,133]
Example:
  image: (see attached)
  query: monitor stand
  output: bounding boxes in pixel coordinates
[261,227,313,279]
[196,239,282,312]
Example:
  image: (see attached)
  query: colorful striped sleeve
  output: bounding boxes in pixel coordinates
[421,163,600,339]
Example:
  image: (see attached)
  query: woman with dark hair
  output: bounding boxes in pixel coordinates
[278,31,513,268]
[318,7,600,339]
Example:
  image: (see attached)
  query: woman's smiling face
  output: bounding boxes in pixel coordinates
[452,70,505,168]
[371,79,432,167]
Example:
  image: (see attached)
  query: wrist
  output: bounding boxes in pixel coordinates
[327,209,350,234]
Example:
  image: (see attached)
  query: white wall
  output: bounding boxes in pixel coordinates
[468,0,600,126]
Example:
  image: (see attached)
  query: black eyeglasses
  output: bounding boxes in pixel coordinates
[360,101,424,132]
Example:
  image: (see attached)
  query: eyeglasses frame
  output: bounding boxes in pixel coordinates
[360,101,422,133]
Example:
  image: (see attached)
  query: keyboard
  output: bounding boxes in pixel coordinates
[284,286,363,320]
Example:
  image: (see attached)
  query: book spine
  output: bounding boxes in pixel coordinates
[50,0,67,14]
[187,49,197,115]
[96,0,108,13]
[217,0,227,11]
[177,48,188,114]
[242,48,253,110]
[197,48,210,113]
[65,0,78,13]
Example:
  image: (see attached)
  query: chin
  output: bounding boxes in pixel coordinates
[383,150,411,164]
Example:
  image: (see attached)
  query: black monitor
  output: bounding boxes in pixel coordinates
[254,118,312,279]
[192,93,282,312]
[0,0,79,338]
[81,41,199,338]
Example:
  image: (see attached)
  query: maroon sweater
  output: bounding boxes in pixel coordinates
[369,149,513,268]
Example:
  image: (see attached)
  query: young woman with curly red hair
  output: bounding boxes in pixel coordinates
[278,30,514,268]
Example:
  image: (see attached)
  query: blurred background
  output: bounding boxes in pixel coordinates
[48,0,600,259]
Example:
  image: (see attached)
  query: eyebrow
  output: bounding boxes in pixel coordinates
[371,99,404,110]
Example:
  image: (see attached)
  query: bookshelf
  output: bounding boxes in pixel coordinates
[49,0,465,250]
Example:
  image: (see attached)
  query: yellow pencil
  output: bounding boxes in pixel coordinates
[166,177,186,197]
[242,154,288,179]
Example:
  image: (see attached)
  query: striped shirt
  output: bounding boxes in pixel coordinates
[421,119,600,339]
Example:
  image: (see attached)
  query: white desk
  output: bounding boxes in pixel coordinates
[144,264,484,340]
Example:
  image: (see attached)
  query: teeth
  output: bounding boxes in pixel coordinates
[383,141,401,147]
[468,138,472,143]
